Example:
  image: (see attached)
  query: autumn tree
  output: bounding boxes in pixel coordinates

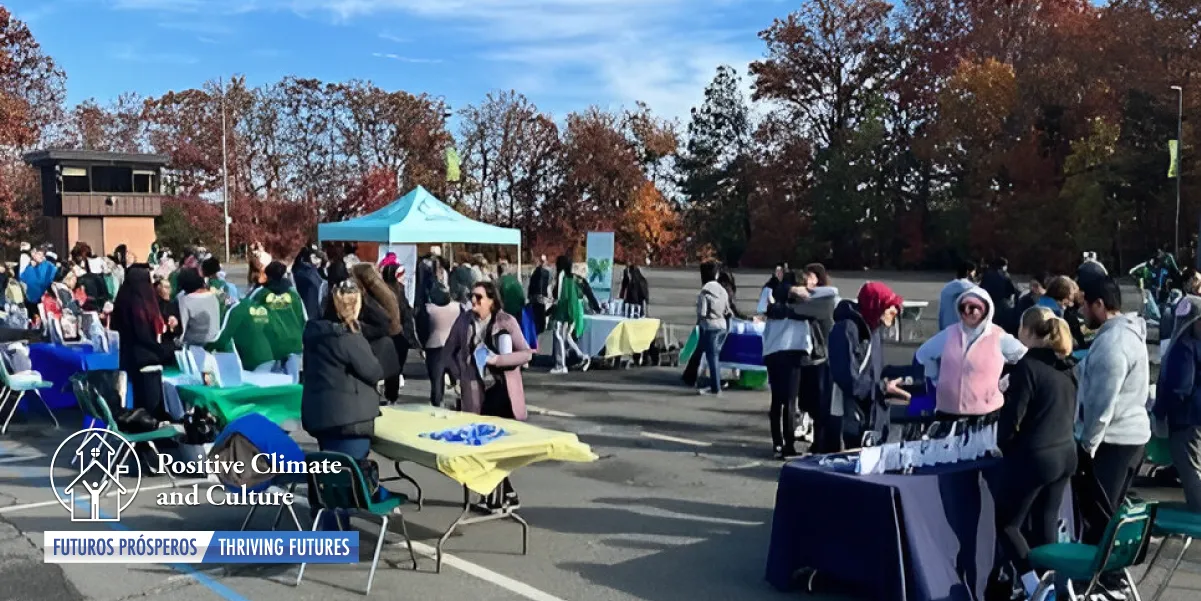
[457,91,560,229]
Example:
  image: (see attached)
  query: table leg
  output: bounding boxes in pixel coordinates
[434,484,530,574]
[381,461,424,510]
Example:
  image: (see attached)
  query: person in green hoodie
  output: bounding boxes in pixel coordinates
[550,256,587,374]
[210,261,304,370]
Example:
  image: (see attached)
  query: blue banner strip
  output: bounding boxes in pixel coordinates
[203,531,359,563]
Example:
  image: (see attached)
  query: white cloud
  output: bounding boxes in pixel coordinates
[111,0,769,120]
[371,52,442,64]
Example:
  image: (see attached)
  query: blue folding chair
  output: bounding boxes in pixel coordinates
[209,413,305,531]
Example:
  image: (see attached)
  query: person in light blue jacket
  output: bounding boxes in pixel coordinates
[20,244,56,315]
[938,261,977,330]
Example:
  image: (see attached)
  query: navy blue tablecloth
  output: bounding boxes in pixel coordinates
[765,459,1001,601]
[28,342,120,410]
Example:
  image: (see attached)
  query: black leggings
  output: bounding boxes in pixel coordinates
[129,368,166,421]
[425,346,448,407]
[765,351,804,450]
[996,445,1076,572]
[383,336,411,402]
[1092,443,1145,512]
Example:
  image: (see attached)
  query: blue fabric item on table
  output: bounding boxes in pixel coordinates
[520,306,539,350]
[719,332,763,366]
[765,458,1075,601]
[28,342,123,410]
[213,413,305,492]
[420,423,508,446]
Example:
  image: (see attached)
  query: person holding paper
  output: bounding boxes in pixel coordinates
[443,281,533,511]
[993,307,1078,599]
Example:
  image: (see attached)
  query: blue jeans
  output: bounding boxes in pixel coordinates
[697,327,726,393]
[312,435,378,530]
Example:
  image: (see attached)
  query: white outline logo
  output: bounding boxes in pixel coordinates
[50,428,142,522]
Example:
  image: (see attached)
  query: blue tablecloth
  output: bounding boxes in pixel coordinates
[720,331,763,368]
[766,459,1001,601]
[28,343,121,410]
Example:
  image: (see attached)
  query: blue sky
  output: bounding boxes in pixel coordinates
[10,0,787,122]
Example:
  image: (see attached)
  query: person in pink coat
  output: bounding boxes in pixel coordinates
[443,280,534,509]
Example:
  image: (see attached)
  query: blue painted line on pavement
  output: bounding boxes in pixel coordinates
[68,499,252,601]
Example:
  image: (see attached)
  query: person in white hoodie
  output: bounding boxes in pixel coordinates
[696,261,731,395]
[1076,277,1151,517]
[916,287,1027,418]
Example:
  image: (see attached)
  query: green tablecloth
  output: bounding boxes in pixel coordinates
[168,368,303,426]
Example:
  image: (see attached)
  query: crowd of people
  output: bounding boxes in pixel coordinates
[710,253,1201,601]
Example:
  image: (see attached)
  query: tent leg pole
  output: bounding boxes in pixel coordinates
[518,243,523,282]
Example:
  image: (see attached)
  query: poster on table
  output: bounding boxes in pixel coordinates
[586,232,615,300]
[378,244,418,306]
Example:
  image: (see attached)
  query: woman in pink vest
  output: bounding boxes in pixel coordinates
[916,286,1027,417]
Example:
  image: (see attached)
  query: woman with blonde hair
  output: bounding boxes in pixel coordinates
[348,263,403,403]
[992,306,1079,598]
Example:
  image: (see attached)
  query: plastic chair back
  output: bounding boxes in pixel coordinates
[69,372,117,426]
[305,451,373,512]
[1091,501,1157,574]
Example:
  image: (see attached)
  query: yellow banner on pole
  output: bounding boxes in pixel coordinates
[1169,139,1179,178]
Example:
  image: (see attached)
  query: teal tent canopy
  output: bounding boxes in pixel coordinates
[317,186,521,246]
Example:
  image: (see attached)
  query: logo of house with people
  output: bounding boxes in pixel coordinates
[50,428,142,522]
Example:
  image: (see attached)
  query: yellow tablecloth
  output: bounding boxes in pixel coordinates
[579,316,661,358]
[371,405,597,495]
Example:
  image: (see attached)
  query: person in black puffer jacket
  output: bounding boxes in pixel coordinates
[302,280,384,461]
[994,306,1078,599]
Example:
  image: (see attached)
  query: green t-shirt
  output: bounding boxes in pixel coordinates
[210,288,304,370]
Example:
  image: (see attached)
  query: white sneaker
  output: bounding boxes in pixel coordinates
[579,358,591,372]
[550,367,568,375]
[398,375,405,388]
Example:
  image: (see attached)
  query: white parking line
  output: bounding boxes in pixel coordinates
[0,479,209,514]
[0,454,45,464]
[640,432,712,447]
[409,541,568,601]
[525,405,577,418]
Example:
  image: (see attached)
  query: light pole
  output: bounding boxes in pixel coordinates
[1171,85,1183,263]
[221,78,231,265]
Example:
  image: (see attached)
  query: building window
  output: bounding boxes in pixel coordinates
[92,166,133,193]
[61,166,89,193]
[133,170,157,193]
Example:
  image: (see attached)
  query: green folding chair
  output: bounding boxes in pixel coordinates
[68,373,180,487]
[1028,501,1158,601]
[1137,505,1201,601]
[295,451,419,595]
[0,353,58,435]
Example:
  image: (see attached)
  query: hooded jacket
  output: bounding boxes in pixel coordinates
[762,285,838,364]
[696,280,731,330]
[301,319,383,437]
[827,299,889,442]
[1075,312,1151,455]
[938,278,977,331]
[916,287,1027,416]
[999,347,1079,456]
[1155,296,1201,430]
[291,260,324,322]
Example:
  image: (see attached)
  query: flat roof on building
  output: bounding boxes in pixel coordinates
[23,149,170,168]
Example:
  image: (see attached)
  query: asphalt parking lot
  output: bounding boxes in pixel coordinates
[0,268,1195,601]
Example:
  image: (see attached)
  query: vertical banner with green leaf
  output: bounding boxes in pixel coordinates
[586,232,615,301]
[1169,139,1179,178]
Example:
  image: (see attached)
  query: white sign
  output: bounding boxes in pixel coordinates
[379,244,418,306]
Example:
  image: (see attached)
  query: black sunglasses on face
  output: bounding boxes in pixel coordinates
[471,293,487,302]
[959,304,983,314]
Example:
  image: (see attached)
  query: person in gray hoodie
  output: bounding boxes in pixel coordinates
[696,261,731,395]
[1076,277,1151,515]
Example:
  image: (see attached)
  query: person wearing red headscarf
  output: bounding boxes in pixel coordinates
[815,282,909,453]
